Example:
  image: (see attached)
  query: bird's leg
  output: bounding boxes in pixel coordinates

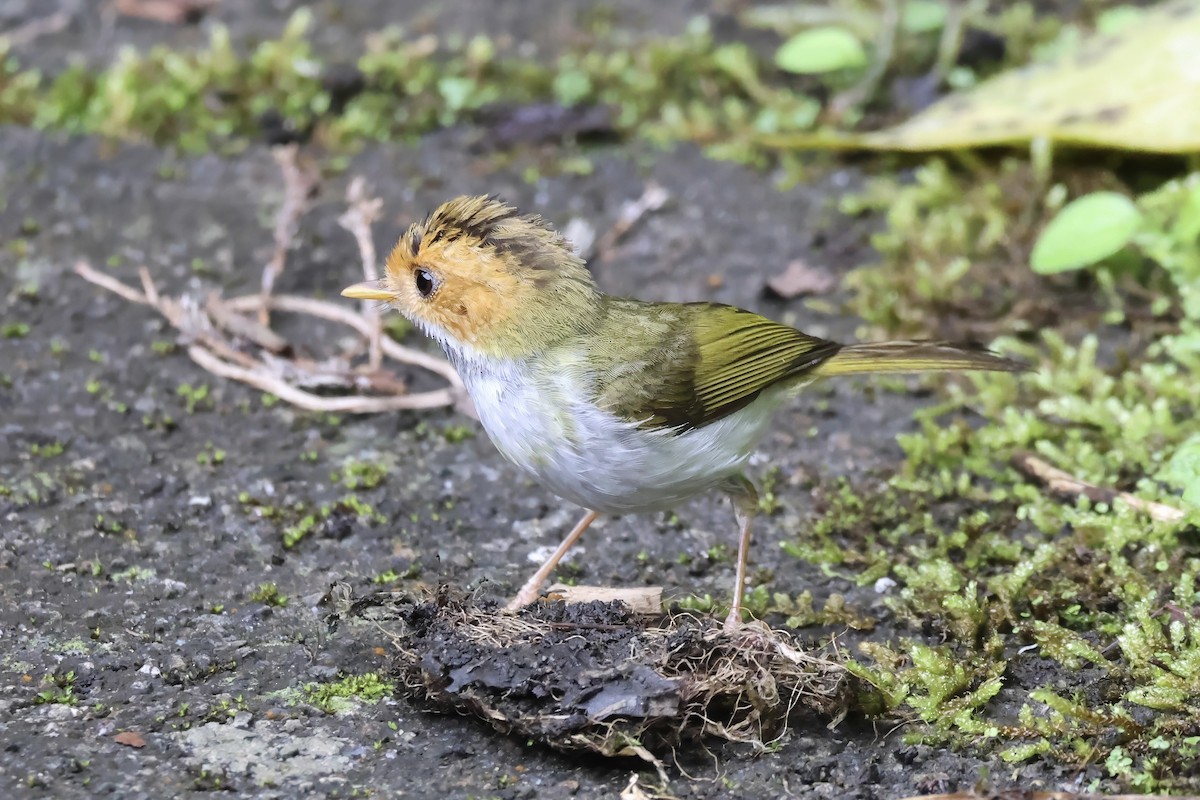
[505,509,600,611]
[721,474,758,632]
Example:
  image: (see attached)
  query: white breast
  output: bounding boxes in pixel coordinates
[455,354,782,514]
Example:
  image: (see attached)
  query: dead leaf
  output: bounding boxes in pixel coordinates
[544,584,663,615]
[764,0,1200,153]
[764,259,837,299]
[114,731,146,748]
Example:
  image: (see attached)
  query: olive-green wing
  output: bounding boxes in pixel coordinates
[597,302,841,432]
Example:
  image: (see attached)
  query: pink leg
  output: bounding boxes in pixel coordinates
[505,509,600,610]
[723,476,758,632]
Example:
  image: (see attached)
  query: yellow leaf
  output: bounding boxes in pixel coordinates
[764,0,1200,153]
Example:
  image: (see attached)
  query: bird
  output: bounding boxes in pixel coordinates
[342,195,1025,631]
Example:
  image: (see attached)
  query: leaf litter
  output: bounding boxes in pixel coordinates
[321,583,852,775]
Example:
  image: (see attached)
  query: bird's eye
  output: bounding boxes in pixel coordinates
[414,268,436,298]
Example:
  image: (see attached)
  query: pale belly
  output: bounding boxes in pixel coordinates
[460,359,780,513]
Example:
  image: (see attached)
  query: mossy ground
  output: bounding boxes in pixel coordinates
[804,163,1200,792]
[2,0,1197,796]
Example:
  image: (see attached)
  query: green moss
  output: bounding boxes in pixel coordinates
[257,489,385,549]
[111,566,154,582]
[382,316,413,342]
[195,442,226,467]
[175,382,211,413]
[0,10,824,162]
[29,441,64,458]
[333,457,388,490]
[34,670,78,706]
[778,165,1200,789]
[441,424,475,444]
[250,582,288,607]
[282,514,318,549]
[304,671,394,714]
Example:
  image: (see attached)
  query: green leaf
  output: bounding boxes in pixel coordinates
[1160,433,1200,507]
[902,1,948,34]
[761,0,1200,153]
[552,70,592,106]
[437,76,475,111]
[1030,191,1142,274]
[775,27,868,75]
[1127,685,1188,711]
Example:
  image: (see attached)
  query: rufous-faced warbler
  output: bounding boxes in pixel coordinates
[343,195,1024,631]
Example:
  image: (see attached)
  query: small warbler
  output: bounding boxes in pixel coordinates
[343,196,1024,630]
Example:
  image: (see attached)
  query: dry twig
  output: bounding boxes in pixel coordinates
[1013,452,1186,523]
[113,0,220,24]
[595,183,672,262]
[337,177,385,370]
[543,585,664,615]
[220,294,461,387]
[74,152,467,417]
[1,10,71,47]
[260,144,319,325]
[75,261,462,414]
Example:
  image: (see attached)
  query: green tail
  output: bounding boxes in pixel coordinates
[813,340,1028,377]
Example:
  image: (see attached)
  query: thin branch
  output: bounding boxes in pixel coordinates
[187,346,455,413]
[74,155,466,419]
[595,183,672,262]
[74,261,461,416]
[1013,452,1186,524]
[74,261,150,305]
[1,10,71,47]
[113,0,221,24]
[221,294,463,389]
[337,177,385,370]
[204,293,290,354]
[137,266,161,306]
[260,144,319,325]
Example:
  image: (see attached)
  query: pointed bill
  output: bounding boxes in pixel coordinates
[341,280,397,301]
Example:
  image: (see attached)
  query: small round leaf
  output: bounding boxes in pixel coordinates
[775,27,868,75]
[1160,433,1200,507]
[1030,191,1142,274]
[902,1,948,34]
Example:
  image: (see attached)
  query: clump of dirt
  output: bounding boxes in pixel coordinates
[322,584,851,769]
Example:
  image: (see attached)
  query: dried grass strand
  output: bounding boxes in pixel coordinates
[259,144,318,324]
[74,261,460,415]
[221,293,462,388]
[1013,452,1186,523]
[337,176,385,370]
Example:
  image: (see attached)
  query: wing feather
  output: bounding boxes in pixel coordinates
[595,302,841,432]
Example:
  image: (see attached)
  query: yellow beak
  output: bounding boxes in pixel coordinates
[341,280,397,301]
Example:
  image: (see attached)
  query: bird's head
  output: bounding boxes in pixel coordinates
[342,195,598,361]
